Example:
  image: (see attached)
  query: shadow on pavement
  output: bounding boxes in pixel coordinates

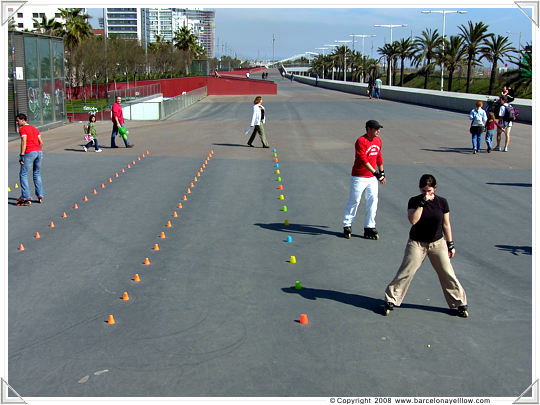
[495,245,532,255]
[486,182,532,187]
[255,222,342,237]
[282,286,453,315]
[421,147,473,155]
[212,143,251,147]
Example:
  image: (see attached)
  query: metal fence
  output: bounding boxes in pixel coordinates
[107,83,161,104]
[161,86,207,119]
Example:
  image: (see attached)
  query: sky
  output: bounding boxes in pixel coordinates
[87,1,534,64]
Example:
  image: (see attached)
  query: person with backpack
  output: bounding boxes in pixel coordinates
[83,114,102,152]
[469,101,487,154]
[494,96,515,152]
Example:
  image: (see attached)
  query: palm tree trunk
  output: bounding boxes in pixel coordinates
[465,56,473,93]
[400,57,405,87]
[488,60,497,95]
[447,68,454,92]
[386,57,390,85]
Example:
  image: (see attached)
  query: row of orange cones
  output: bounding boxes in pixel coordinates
[107,150,215,325]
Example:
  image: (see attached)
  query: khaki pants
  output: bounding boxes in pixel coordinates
[248,124,269,147]
[385,238,467,308]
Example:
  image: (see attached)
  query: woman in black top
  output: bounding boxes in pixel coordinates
[383,174,468,317]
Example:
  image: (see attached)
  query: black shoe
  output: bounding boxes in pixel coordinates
[262,145,269,148]
[456,305,469,318]
[126,144,134,148]
[487,147,491,153]
[247,143,254,147]
[16,198,31,206]
[364,227,379,240]
[343,226,352,239]
[111,145,119,148]
[383,302,394,316]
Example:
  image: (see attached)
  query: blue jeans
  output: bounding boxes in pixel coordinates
[470,126,483,151]
[485,129,494,150]
[19,150,43,200]
[85,138,100,150]
[374,88,381,99]
[111,123,129,147]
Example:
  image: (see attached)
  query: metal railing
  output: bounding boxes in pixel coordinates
[161,87,207,119]
[107,83,161,104]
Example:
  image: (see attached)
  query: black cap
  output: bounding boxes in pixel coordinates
[366,120,383,129]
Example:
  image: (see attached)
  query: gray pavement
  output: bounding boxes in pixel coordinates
[7,71,532,398]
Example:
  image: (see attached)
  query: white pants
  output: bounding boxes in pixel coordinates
[342,176,379,228]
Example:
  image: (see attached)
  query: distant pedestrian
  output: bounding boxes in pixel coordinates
[374,77,382,99]
[16,113,44,205]
[290,74,294,82]
[383,174,468,318]
[506,85,515,103]
[214,68,221,78]
[494,96,512,152]
[111,96,133,148]
[469,100,487,154]
[368,76,375,99]
[485,112,506,153]
[83,114,102,152]
[315,74,319,86]
[246,96,269,148]
[246,72,250,78]
[342,119,386,240]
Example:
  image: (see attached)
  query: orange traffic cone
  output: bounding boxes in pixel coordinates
[83,195,89,201]
[143,257,151,265]
[187,188,191,194]
[193,177,198,182]
[93,189,98,194]
[146,150,150,154]
[121,168,125,173]
[122,292,130,301]
[202,164,206,168]
[160,232,166,239]
[115,172,119,178]
[132,160,136,165]
[190,182,194,188]
[300,314,309,324]
[101,183,106,189]
[142,153,146,158]
[49,221,55,228]
[127,164,131,168]
[173,211,178,217]
[73,203,79,209]
[18,243,25,251]
[108,178,113,183]
[166,221,172,228]
[62,212,67,218]
[197,172,201,177]
[183,195,187,201]
[178,203,183,209]
[133,273,141,282]
[35,232,40,239]
[107,315,116,325]
[153,243,160,251]
[137,157,141,161]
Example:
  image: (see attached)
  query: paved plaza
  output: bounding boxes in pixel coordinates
[7,71,532,398]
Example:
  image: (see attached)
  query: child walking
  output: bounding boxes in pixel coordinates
[83,114,102,152]
[485,112,506,153]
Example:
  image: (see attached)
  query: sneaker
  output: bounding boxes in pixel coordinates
[456,305,469,318]
[38,196,43,204]
[262,145,269,148]
[126,144,134,148]
[383,302,394,316]
[493,146,500,151]
[503,147,508,152]
[111,145,119,148]
[83,146,87,152]
[16,198,31,206]
[95,149,103,152]
[343,226,352,239]
[473,149,477,154]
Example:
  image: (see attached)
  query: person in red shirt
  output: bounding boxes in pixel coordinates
[111,96,133,148]
[342,120,386,239]
[16,113,44,205]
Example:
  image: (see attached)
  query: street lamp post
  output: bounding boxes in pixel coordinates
[421,10,467,91]
[335,40,352,82]
[315,47,328,78]
[374,24,408,86]
[350,34,376,82]
[324,44,339,80]
[506,31,522,53]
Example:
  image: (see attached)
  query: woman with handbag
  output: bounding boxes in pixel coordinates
[469,100,487,154]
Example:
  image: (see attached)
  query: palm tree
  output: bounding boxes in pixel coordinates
[442,35,467,92]
[59,8,92,53]
[377,43,394,85]
[33,15,62,36]
[458,21,490,93]
[396,37,415,86]
[414,28,442,89]
[479,34,515,95]
[173,26,200,75]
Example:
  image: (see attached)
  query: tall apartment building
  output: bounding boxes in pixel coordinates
[104,8,143,41]
[9,6,88,31]
[141,8,215,57]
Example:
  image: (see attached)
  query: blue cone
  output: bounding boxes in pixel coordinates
[286,236,293,243]
[273,148,277,153]
[275,163,279,168]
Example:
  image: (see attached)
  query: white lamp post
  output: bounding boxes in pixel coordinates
[315,47,328,78]
[421,10,467,91]
[350,34,376,82]
[374,24,408,86]
[335,40,352,82]
[324,44,339,80]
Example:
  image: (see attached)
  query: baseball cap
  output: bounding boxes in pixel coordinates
[366,120,383,129]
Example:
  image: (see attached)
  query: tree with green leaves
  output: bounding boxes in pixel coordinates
[32,15,63,36]
[58,8,92,53]
[173,26,200,75]
[377,43,394,85]
[396,37,415,87]
[414,28,442,89]
[458,20,490,93]
[479,34,515,95]
[441,35,467,92]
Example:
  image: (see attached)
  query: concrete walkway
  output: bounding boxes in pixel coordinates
[7,71,532,399]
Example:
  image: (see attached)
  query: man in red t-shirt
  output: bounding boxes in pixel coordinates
[16,113,44,205]
[342,119,386,239]
[111,96,133,148]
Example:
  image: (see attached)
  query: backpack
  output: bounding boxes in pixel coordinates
[504,104,518,122]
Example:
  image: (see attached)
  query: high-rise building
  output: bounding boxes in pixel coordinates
[104,8,142,41]
[9,6,87,31]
